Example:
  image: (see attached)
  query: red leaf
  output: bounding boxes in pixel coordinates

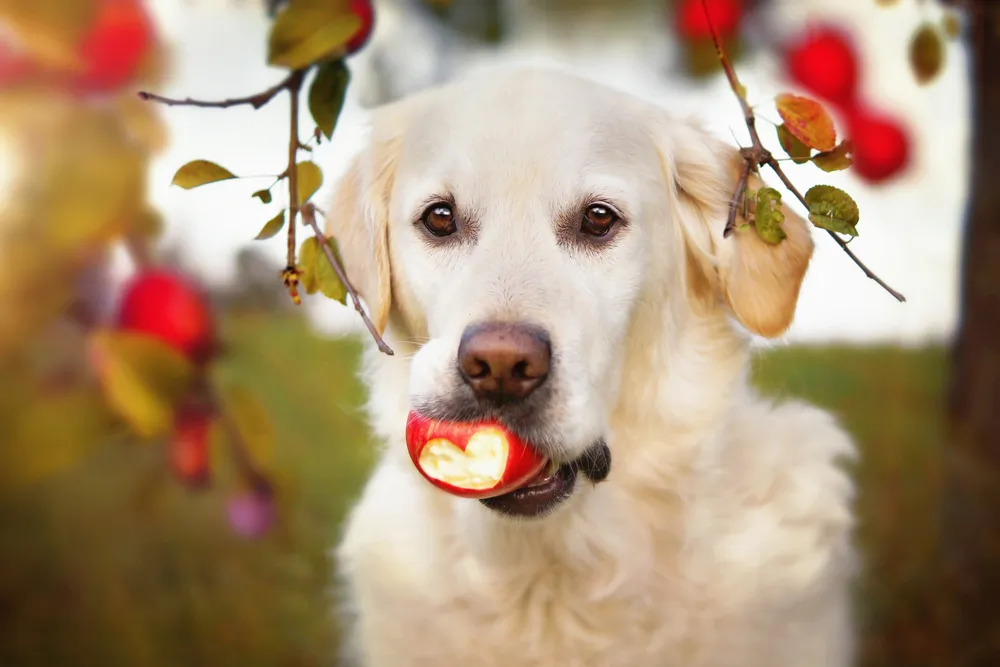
[775,94,837,152]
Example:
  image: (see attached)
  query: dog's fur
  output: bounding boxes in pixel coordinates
[326,67,857,667]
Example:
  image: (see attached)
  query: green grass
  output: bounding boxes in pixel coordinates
[0,315,947,667]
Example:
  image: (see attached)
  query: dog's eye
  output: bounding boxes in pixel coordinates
[420,202,458,237]
[581,203,619,237]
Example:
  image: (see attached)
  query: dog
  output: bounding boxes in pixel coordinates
[325,66,858,667]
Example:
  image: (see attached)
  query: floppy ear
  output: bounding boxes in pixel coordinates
[658,120,815,338]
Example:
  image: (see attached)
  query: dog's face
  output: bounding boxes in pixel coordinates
[327,69,814,519]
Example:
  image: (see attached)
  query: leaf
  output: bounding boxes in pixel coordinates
[776,123,811,164]
[267,0,363,70]
[315,236,348,304]
[804,185,860,237]
[775,94,837,152]
[942,12,961,40]
[216,384,274,470]
[811,141,854,173]
[296,161,324,204]
[133,207,164,239]
[171,159,238,189]
[910,22,945,85]
[298,236,321,294]
[255,211,287,240]
[753,187,786,245]
[89,330,197,439]
[309,59,351,140]
[252,189,273,204]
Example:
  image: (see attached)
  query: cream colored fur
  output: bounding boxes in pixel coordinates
[326,67,858,667]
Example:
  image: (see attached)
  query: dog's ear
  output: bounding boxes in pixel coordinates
[656,119,814,338]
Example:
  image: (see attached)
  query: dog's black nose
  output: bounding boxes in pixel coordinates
[457,322,551,403]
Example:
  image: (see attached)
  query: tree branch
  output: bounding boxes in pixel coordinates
[137,70,299,110]
[285,70,305,269]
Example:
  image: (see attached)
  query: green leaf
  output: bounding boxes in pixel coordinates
[267,0,363,70]
[315,236,348,304]
[298,236,321,294]
[776,123,811,165]
[255,210,286,240]
[171,159,237,189]
[309,59,351,140]
[910,22,945,85]
[804,185,860,237]
[295,161,324,205]
[811,141,854,173]
[252,189,273,204]
[775,94,837,152]
[89,330,197,439]
[754,187,786,245]
[216,384,274,470]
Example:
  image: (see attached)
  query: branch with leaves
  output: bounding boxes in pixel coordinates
[140,0,393,354]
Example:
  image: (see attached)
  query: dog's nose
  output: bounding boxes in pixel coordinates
[457,322,551,403]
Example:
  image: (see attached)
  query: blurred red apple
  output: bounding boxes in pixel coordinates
[169,408,211,488]
[345,0,375,55]
[405,411,547,499]
[676,0,744,40]
[115,269,216,364]
[846,104,912,184]
[785,24,860,107]
[75,0,154,94]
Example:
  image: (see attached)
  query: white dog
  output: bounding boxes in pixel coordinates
[326,66,857,667]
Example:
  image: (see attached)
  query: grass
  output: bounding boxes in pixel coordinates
[0,313,947,667]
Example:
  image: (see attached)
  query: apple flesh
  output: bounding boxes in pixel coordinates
[405,412,547,499]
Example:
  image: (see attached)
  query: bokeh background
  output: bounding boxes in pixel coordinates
[1,0,996,665]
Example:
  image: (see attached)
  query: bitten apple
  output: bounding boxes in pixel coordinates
[405,412,547,499]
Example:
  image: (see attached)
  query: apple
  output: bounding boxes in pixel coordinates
[115,269,216,365]
[785,24,860,108]
[75,0,154,94]
[169,408,211,488]
[675,0,744,41]
[405,411,547,499]
[345,0,375,55]
[846,104,911,184]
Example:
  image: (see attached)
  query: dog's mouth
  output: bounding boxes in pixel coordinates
[479,440,611,518]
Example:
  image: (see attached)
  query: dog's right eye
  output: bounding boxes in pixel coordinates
[420,202,458,237]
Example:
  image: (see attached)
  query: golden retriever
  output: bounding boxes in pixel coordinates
[325,66,857,667]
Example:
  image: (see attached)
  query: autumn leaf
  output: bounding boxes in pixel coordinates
[942,12,961,40]
[776,123,811,165]
[296,162,324,204]
[811,141,854,173]
[315,236,348,304]
[298,237,321,294]
[252,189,273,204]
[753,187,786,245]
[804,184,860,237]
[309,59,350,140]
[910,22,945,85]
[775,94,837,152]
[171,159,237,189]
[267,0,363,70]
[255,211,287,240]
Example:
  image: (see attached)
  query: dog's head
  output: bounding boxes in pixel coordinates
[326,68,813,518]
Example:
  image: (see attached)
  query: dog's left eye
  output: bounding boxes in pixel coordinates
[581,203,620,237]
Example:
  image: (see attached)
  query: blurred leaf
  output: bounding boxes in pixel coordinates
[171,160,237,189]
[776,123,811,164]
[775,94,837,152]
[804,184,860,237]
[295,162,324,204]
[253,189,273,204]
[116,90,169,155]
[0,0,95,70]
[89,329,197,439]
[942,12,961,40]
[754,187,786,245]
[132,207,164,239]
[298,236,321,294]
[267,0,363,70]
[315,236,347,304]
[308,59,350,140]
[216,384,274,470]
[255,211,287,240]
[910,22,945,85]
[811,141,854,173]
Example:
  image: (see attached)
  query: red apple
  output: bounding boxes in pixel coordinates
[115,269,216,364]
[846,104,911,184]
[345,0,375,55]
[169,408,211,487]
[75,0,154,94]
[785,24,860,108]
[676,0,744,41]
[405,411,547,499]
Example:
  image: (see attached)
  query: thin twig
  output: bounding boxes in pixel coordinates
[699,0,905,302]
[137,70,299,110]
[302,203,395,356]
[285,70,305,268]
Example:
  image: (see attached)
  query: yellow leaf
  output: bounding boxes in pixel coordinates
[775,94,837,153]
[89,329,197,439]
[314,236,347,304]
[267,0,363,70]
[0,0,94,71]
[298,236,321,294]
[253,189,273,204]
[216,384,274,470]
[171,159,238,189]
[295,161,324,204]
[909,22,945,85]
[255,210,287,240]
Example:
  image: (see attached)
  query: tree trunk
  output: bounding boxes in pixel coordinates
[943,2,1000,665]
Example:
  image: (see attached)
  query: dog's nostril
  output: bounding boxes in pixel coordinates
[469,359,491,379]
[511,360,529,379]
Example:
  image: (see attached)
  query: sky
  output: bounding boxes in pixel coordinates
[120,0,972,345]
